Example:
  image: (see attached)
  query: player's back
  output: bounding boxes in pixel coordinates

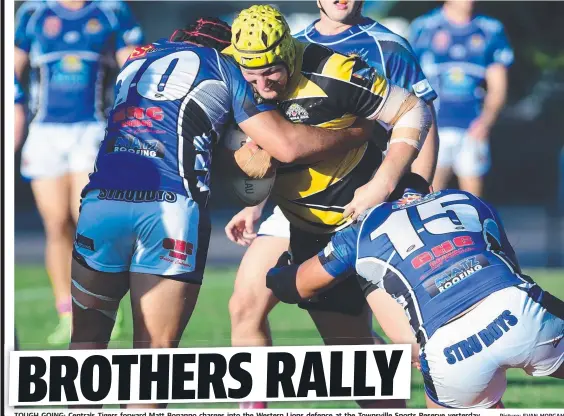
[356,189,526,343]
[85,41,239,205]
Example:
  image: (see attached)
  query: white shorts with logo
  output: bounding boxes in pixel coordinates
[437,127,491,177]
[21,121,105,180]
[420,285,564,408]
[257,206,291,239]
[73,190,211,283]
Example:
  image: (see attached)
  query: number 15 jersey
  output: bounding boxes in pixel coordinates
[84,40,275,205]
[318,189,527,343]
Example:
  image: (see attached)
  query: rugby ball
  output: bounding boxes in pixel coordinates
[222,124,276,206]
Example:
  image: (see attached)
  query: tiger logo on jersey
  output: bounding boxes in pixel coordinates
[285,103,309,122]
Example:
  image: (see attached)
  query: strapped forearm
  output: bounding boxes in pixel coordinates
[371,84,433,152]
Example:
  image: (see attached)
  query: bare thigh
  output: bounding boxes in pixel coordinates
[130,273,201,349]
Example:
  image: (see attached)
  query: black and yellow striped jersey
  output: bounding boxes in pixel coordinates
[271,41,390,234]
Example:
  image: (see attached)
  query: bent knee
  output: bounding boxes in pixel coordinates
[229,288,274,326]
[43,216,74,239]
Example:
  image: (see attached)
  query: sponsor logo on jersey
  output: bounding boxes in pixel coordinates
[448,67,467,84]
[424,254,489,297]
[61,55,83,72]
[449,44,467,59]
[129,45,155,60]
[63,31,80,44]
[111,134,165,158]
[432,30,450,52]
[469,34,485,51]
[85,18,102,34]
[392,191,440,209]
[443,310,518,364]
[97,189,177,203]
[285,103,309,122]
[160,238,194,267]
[43,16,61,38]
[113,106,164,128]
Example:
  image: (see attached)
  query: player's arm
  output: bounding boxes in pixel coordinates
[111,1,145,67]
[338,58,433,218]
[15,78,26,151]
[266,224,358,303]
[14,2,34,79]
[468,23,513,141]
[383,40,439,183]
[467,63,508,140]
[238,110,372,164]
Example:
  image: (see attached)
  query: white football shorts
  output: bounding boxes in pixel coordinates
[420,284,564,408]
[21,121,105,180]
[437,127,491,177]
[73,189,211,283]
[257,205,291,239]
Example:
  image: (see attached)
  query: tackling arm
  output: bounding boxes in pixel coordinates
[238,110,372,165]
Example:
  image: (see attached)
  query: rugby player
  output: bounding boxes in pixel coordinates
[15,0,144,345]
[409,0,513,196]
[70,15,375,364]
[267,173,564,409]
[226,0,438,408]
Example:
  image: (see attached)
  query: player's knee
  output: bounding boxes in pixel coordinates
[229,287,269,328]
[42,215,73,239]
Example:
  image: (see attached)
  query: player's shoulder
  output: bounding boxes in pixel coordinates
[16,0,47,20]
[301,41,359,77]
[410,8,444,31]
[93,0,128,14]
[473,14,505,34]
[360,17,412,47]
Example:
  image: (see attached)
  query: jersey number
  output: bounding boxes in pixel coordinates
[113,51,200,108]
[369,193,482,259]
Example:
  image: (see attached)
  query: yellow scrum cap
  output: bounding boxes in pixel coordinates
[223,5,297,75]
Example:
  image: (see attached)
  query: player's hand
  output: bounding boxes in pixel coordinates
[343,182,389,222]
[234,140,277,179]
[225,205,263,246]
[467,117,490,142]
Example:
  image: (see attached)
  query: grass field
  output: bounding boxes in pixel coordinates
[14,265,564,409]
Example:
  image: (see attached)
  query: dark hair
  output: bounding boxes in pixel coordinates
[387,172,431,202]
[170,17,231,50]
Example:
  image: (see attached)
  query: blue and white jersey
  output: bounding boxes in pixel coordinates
[15,75,25,104]
[409,8,513,129]
[15,0,144,124]
[84,41,276,205]
[317,189,526,343]
[295,17,437,103]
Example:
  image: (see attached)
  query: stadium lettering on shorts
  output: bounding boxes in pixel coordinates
[97,189,177,203]
[443,310,518,364]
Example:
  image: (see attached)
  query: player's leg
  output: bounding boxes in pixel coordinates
[229,236,287,347]
[229,207,290,409]
[30,176,75,345]
[70,190,135,349]
[519,285,564,380]
[432,128,458,191]
[454,132,491,197]
[70,258,129,350]
[290,227,404,408]
[125,194,210,409]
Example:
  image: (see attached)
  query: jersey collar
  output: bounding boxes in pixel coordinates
[301,17,378,46]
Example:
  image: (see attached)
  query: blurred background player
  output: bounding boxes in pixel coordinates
[224,4,434,408]
[14,0,144,346]
[409,0,514,196]
[15,75,26,151]
[267,173,564,409]
[226,1,437,408]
